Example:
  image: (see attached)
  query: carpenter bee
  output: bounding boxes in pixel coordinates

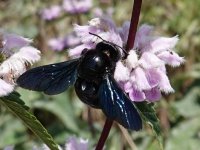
[17,34,142,130]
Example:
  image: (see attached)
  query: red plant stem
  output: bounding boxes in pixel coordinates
[95,0,142,149]
[126,0,143,52]
[95,119,113,150]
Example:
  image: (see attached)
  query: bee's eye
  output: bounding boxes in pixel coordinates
[96,42,121,62]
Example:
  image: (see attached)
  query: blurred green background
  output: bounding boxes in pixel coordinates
[0,0,200,149]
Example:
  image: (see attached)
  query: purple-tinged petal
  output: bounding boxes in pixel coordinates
[157,69,174,93]
[48,38,65,51]
[144,87,161,102]
[139,52,164,69]
[40,5,61,20]
[157,50,185,67]
[134,24,153,49]
[137,24,153,37]
[123,81,132,93]
[65,136,88,150]
[114,61,130,82]
[63,0,92,14]
[74,24,101,43]
[3,33,32,51]
[145,68,161,87]
[118,21,130,44]
[68,43,95,58]
[149,36,179,53]
[89,17,116,32]
[98,30,123,47]
[0,79,14,97]
[133,67,151,90]
[129,85,145,102]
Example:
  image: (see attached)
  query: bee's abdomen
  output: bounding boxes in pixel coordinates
[74,77,100,108]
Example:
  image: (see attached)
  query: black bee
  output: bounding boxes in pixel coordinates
[17,34,142,130]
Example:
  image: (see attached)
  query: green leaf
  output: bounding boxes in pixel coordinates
[4,92,29,110]
[33,93,80,132]
[0,95,59,150]
[135,102,163,150]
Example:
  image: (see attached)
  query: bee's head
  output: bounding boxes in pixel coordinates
[96,42,121,62]
[89,32,128,62]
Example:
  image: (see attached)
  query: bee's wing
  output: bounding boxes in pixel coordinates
[98,74,142,130]
[17,59,79,95]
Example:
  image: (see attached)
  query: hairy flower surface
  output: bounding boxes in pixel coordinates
[0,31,41,97]
[69,17,184,102]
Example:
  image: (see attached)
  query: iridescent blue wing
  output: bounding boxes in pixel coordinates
[17,59,79,95]
[98,74,142,130]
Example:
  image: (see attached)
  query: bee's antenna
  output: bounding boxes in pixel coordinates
[89,32,129,57]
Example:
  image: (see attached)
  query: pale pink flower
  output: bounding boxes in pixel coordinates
[0,31,41,97]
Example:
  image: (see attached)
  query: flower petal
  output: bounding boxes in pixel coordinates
[114,61,130,82]
[139,52,164,69]
[14,46,41,64]
[3,33,32,52]
[118,21,130,44]
[68,43,95,58]
[144,87,161,102]
[134,24,153,49]
[133,67,151,90]
[89,17,116,32]
[129,86,145,102]
[0,46,41,78]
[157,50,185,67]
[157,69,174,93]
[145,68,161,87]
[0,79,14,97]
[149,36,179,53]
[125,50,138,69]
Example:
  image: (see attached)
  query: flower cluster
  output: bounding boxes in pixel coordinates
[40,0,92,21]
[0,31,41,97]
[69,17,184,102]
